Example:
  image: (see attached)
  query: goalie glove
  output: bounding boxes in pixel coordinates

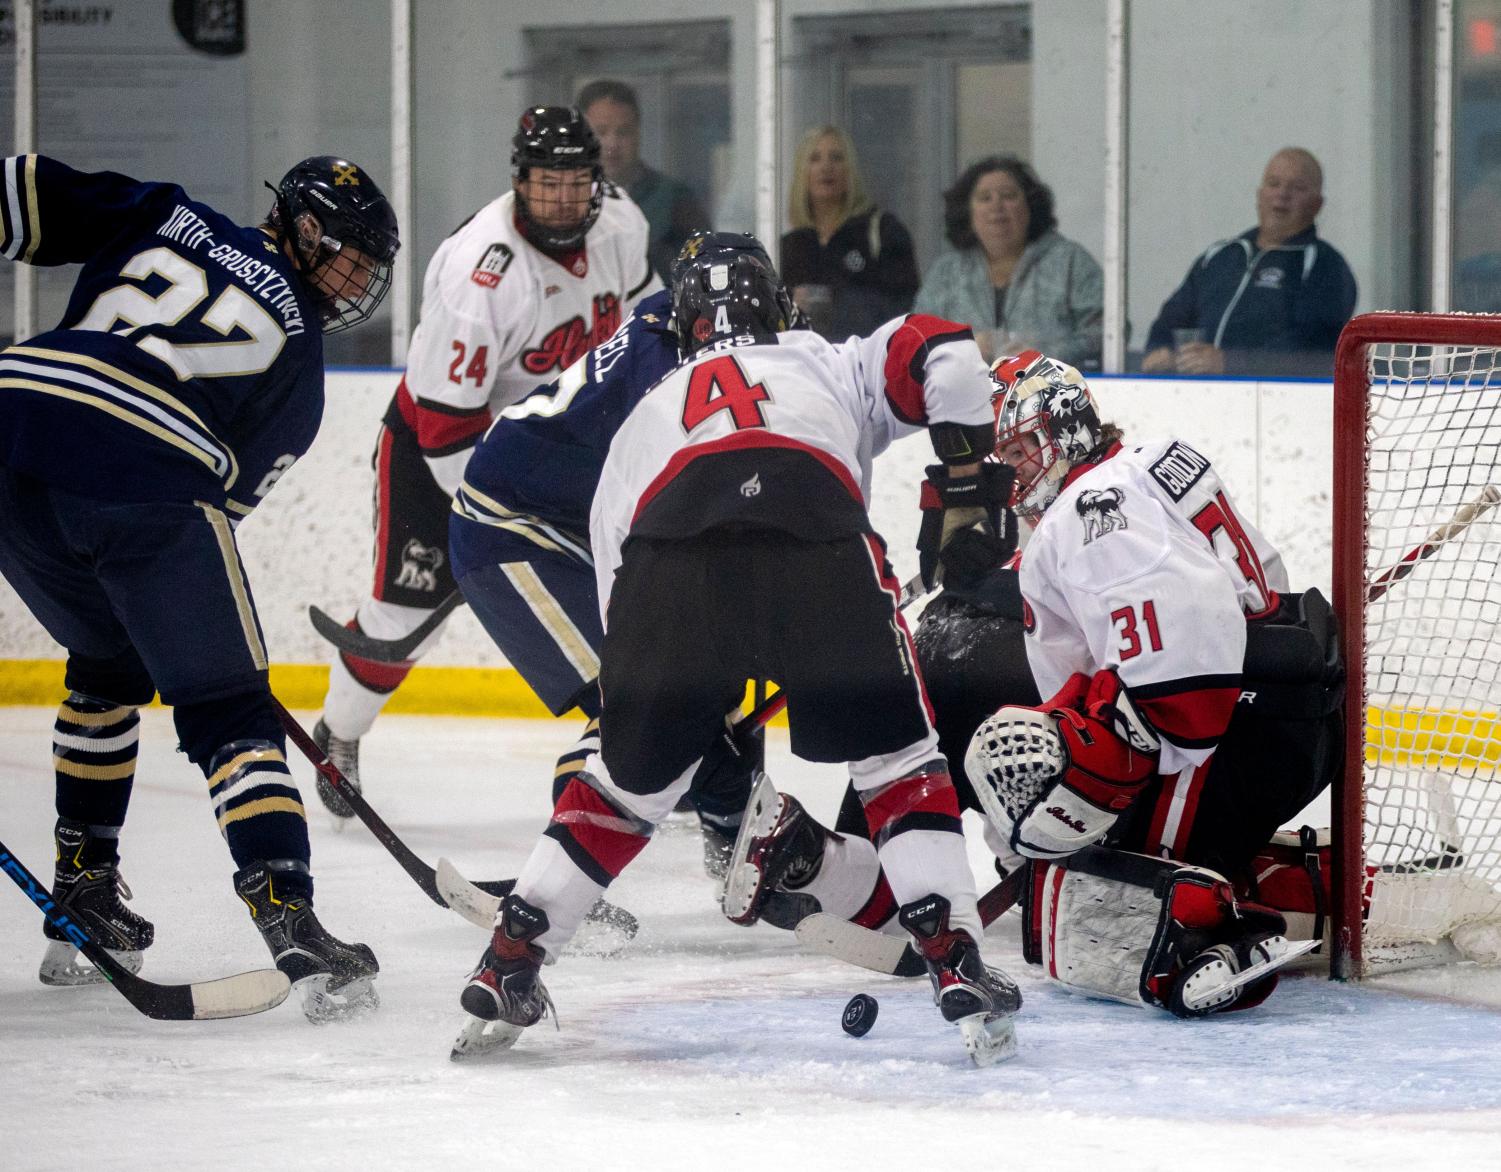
[916,462,1017,592]
[964,671,1161,861]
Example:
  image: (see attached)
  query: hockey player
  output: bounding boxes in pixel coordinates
[0,153,400,1020]
[449,233,773,876]
[313,106,661,815]
[452,238,1023,1066]
[761,352,1342,1017]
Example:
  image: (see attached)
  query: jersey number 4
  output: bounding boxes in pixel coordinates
[681,355,769,433]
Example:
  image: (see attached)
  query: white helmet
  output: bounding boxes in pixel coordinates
[990,349,1104,524]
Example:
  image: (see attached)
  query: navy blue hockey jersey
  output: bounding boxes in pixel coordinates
[0,154,324,516]
[451,288,678,554]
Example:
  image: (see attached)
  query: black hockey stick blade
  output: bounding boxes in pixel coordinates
[796,866,1027,977]
[273,699,513,909]
[1,841,290,1021]
[308,589,465,663]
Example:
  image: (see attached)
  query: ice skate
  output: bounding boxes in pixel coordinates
[453,894,556,1060]
[234,863,379,1023]
[1170,935,1319,1018]
[39,819,153,987]
[311,718,360,824]
[899,894,1021,1067]
[721,773,826,927]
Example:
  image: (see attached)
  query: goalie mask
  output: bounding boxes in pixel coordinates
[267,156,400,334]
[671,232,796,356]
[990,350,1103,524]
[511,106,605,254]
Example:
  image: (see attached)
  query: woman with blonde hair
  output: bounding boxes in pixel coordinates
[781,126,919,338]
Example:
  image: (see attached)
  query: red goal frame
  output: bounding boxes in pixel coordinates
[1331,311,1501,979]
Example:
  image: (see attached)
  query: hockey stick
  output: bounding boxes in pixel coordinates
[308,589,465,663]
[0,840,291,1020]
[272,698,510,907]
[796,864,1028,978]
[1366,485,1501,603]
[307,569,931,666]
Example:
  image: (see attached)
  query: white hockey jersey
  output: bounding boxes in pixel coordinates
[590,315,995,623]
[395,185,659,493]
[1019,436,1289,775]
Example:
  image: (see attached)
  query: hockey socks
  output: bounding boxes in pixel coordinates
[53,694,140,845]
[207,740,311,880]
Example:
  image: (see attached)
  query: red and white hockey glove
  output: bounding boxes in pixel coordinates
[965,670,1161,860]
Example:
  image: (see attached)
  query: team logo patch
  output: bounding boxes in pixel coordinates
[740,472,761,498]
[471,242,514,289]
[1077,486,1128,544]
[1148,440,1211,501]
[395,539,444,593]
[1254,267,1285,289]
[693,317,713,342]
[333,164,360,186]
[571,256,588,278]
[843,249,866,273]
[521,293,622,375]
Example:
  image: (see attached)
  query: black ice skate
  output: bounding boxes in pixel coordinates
[311,718,360,823]
[39,819,154,987]
[899,894,1021,1067]
[452,894,557,1060]
[233,863,379,1023]
[721,773,827,927]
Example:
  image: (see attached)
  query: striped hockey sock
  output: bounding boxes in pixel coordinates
[207,739,311,889]
[53,694,140,860]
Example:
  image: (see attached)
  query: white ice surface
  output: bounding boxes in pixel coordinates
[5,708,1501,1171]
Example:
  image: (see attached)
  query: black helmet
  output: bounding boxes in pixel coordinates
[267,156,400,334]
[671,231,797,356]
[510,106,604,253]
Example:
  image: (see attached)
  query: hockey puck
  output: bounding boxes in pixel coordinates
[841,993,879,1037]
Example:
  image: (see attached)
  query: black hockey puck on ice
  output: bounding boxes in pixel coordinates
[841,993,879,1037]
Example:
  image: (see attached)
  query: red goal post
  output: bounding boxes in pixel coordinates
[1332,312,1501,979]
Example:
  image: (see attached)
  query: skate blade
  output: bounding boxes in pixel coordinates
[296,973,379,1024]
[959,1012,1018,1068]
[450,1014,525,1061]
[38,940,144,987]
[720,774,783,924]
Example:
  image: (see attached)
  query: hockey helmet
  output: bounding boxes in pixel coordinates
[268,156,400,334]
[671,231,796,357]
[511,106,604,253]
[990,349,1104,523]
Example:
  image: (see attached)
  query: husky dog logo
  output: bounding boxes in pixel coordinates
[1077,486,1128,544]
[395,539,445,592]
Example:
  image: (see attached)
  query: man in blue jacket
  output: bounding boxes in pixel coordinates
[1142,148,1356,378]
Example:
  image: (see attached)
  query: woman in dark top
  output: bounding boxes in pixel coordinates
[780,125,919,339]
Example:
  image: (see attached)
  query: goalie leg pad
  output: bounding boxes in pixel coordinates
[1025,846,1289,1016]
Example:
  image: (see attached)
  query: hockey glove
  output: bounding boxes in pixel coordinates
[967,671,1161,861]
[916,463,1017,592]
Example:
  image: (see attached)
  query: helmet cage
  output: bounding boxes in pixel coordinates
[511,107,605,253]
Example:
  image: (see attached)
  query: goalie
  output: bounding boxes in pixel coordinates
[742,351,1343,1017]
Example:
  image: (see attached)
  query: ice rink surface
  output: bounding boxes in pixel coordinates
[5,708,1501,1171]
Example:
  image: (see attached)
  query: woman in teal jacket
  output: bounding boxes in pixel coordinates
[916,156,1102,370]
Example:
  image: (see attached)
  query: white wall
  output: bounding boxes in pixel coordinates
[0,371,1334,666]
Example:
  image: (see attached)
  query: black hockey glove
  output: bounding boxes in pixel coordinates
[916,462,1017,592]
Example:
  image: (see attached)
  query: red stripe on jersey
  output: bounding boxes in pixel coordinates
[630,431,863,528]
[1133,684,1240,748]
[550,776,651,879]
[1145,758,1212,859]
[394,379,491,455]
[861,771,960,841]
[881,314,975,425]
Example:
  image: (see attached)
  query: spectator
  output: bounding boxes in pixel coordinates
[579,79,710,284]
[781,125,919,339]
[915,156,1102,369]
[1141,147,1356,377]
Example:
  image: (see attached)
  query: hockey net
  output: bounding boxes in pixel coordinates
[1333,312,1501,978]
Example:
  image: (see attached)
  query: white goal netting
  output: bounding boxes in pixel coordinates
[1357,338,1501,972]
